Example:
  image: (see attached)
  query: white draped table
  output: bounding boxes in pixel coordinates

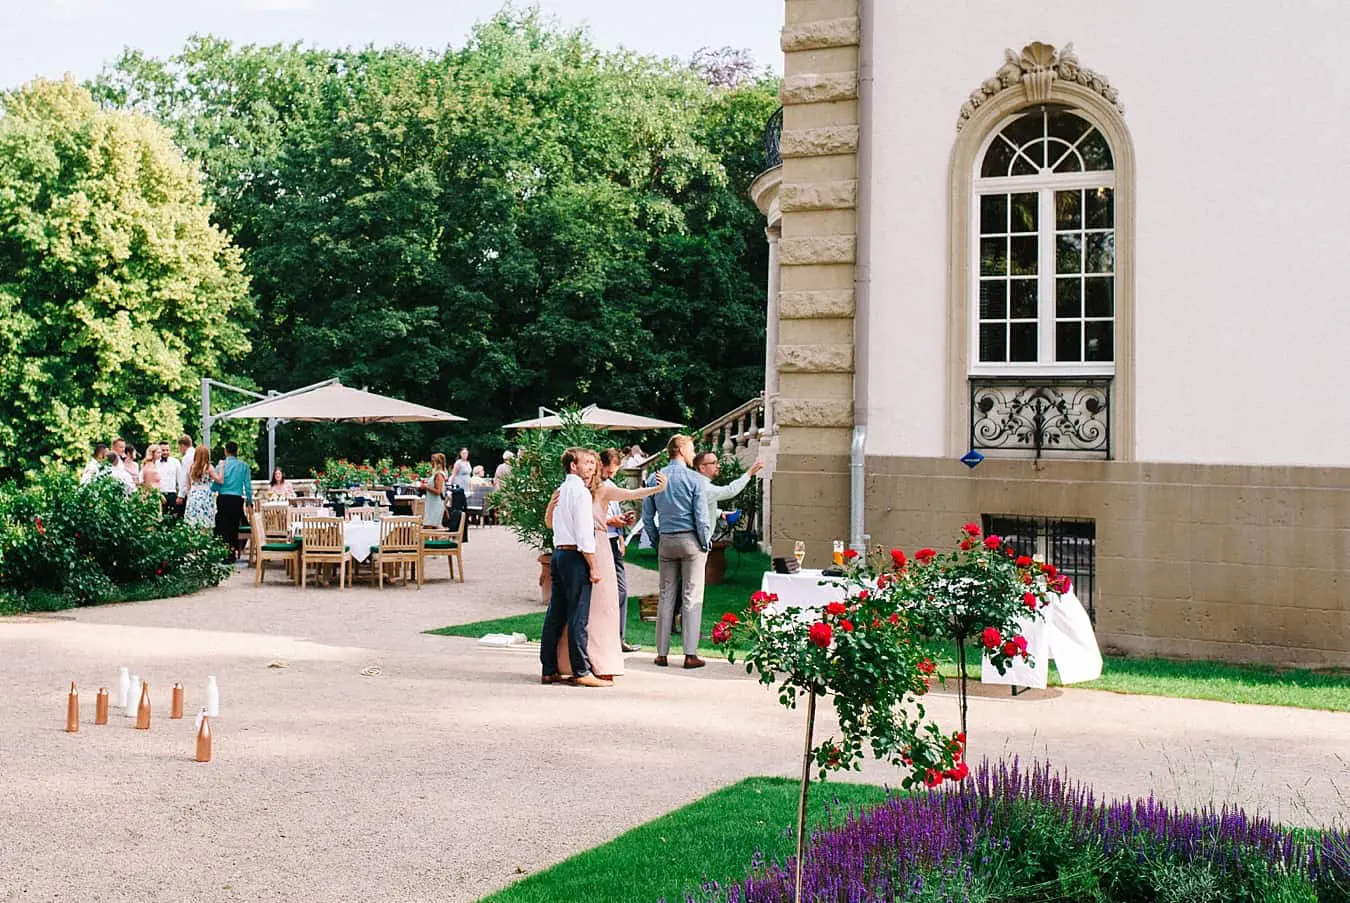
[290,519,383,563]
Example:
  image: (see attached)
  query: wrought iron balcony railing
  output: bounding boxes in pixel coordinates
[763,106,783,170]
[969,378,1112,459]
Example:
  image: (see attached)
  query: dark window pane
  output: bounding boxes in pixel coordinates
[1085,321,1114,361]
[1010,193,1037,232]
[1080,131,1113,170]
[979,280,1007,320]
[1000,111,1043,151]
[1056,233,1081,274]
[1084,277,1114,317]
[1085,188,1114,228]
[1025,138,1047,169]
[981,136,1016,177]
[1056,278,1081,318]
[980,194,1007,234]
[979,323,1007,362]
[1011,153,1038,176]
[1056,190,1082,230]
[1010,323,1038,361]
[1052,147,1083,173]
[1010,279,1038,319]
[1010,236,1038,275]
[1086,233,1115,273]
[980,237,1007,276]
[1056,321,1082,362]
[1046,108,1090,144]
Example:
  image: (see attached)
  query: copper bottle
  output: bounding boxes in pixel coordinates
[195,713,212,763]
[135,681,151,730]
[170,682,184,719]
[95,687,109,725]
[65,682,79,733]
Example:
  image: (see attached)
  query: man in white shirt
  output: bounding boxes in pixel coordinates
[105,448,136,494]
[156,441,182,513]
[693,453,765,538]
[539,448,610,688]
[175,434,194,517]
[80,444,108,485]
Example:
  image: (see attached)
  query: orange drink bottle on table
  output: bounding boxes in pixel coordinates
[95,688,109,724]
[65,682,79,733]
[832,540,845,566]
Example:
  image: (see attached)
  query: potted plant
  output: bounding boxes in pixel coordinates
[494,412,609,602]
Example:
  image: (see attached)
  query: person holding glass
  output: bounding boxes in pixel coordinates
[419,452,449,528]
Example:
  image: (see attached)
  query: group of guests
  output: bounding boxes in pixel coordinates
[540,434,763,688]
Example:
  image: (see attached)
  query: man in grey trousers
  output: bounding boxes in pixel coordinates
[642,434,712,669]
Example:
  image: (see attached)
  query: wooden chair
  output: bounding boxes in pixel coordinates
[419,510,466,585]
[348,507,378,521]
[253,511,300,586]
[300,517,350,589]
[261,505,292,540]
[371,516,421,589]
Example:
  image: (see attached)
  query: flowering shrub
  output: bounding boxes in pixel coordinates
[714,758,1350,902]
[312,457,426,491]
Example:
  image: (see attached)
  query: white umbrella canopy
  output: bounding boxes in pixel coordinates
[217,381,465,424]
[503,404,681,431]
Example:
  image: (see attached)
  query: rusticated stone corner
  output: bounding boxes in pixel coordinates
[779,236,856,266]
[779,290,855,319]
[781,17,860,52]
[779,126,859,158]
[776,398,854,428]
[777,344,855,373]
[780,72,858,105]
[781,180,857,212]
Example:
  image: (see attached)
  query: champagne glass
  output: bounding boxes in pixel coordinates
[793,540,805,568]
[832,540,845,567]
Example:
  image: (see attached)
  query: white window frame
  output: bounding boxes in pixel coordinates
[968,111,1117,378]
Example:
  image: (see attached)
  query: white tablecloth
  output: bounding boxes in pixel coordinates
[980,588,1102,689]
[759,569,845,612]
[291,520,383,563]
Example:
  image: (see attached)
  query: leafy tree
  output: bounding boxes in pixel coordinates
[0,78,253,477]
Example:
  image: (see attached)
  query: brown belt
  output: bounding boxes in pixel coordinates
[556,544,579,551]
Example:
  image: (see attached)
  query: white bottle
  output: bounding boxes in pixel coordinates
[117,667,130,709]
[125,675,140,717]
[205,676,219,718]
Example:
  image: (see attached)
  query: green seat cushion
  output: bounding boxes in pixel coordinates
[424,539,458,549]
[239,524,252,532]
[260,542,300,552]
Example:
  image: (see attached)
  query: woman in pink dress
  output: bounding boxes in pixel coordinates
[547,451,665,679]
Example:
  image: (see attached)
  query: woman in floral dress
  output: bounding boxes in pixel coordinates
[183,444,219,528]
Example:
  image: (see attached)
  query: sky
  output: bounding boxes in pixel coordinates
[1,0,783,91]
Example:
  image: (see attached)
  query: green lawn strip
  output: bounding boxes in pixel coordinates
[479,776,891,903]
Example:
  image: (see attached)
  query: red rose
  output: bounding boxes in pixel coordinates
[843,548,858,560]
[1013,635,1029,656]
[1015,555,1032,567]
[34,516,45,536]
[1022,574,1033,585]
[959,538,975,551]
[155,568,163,576]
[948,761,970,781]
[856,590,869,601]
[982,535,1001,549]
[1002,640,1018,657]
[720,612,739,624]
[1023,592,1038,610]
[871,618,881,629]
[1041,563,1058,578]
[915,548,936,563]
[888,613,900,626]
[962,522,980,536]
[890,549,907,569]
[808,622,833,648]
[918,658,936,675]
[825,601,847,616]
[924,769,943,788]
[981,627,1002,649]
[1005,547,1015,557]
[955,732,966,744]
[840,619,854,632]
[712,622,732,644]
[1052,575,1072,594]
[876,573,891,589]
[749,590,779,613]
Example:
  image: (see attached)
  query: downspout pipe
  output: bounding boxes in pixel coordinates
[850,0,875,554]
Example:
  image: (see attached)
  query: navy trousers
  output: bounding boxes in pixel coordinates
[540,549,594,678]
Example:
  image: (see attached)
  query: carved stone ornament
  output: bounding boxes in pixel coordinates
[957,41,1124,131]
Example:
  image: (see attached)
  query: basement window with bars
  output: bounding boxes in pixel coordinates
[982,515,1096,624]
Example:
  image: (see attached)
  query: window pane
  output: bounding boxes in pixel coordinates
[1053,150,1083,173]
[1084,277,1114,317]
[1010,278,1037,319]
[1010,236,1038,276]
[981,137,1016,178]
[980,237,1007,276]
[1056,191,1081,230]
[1011,153,1038,177]
[1086,233,1115,273]
[979,323,1007,362]
[1010,323,1038,361]
[1085,188,1114,228]
[1085,321,1114,362]
[1080,131,1113,170]
[1056,234,1081,274]
[1056,278,1081,318]
[1001,112,1043,150]
[1056,321,1082,362]
[980,194,1007,234]
[979,280,1007,319]
[1046,108,1090,144]
[1010,193,1037,232]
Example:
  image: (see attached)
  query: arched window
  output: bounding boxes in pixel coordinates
[973,105,1115,372]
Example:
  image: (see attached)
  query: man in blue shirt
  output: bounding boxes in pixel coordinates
[642,434,712,669]
[212,441,253,563]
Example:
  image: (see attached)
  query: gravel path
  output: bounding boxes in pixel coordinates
[2,526,1347,902]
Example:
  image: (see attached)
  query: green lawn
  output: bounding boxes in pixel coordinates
[478,776,891,903]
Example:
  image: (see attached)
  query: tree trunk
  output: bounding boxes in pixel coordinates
[793,690,817,903]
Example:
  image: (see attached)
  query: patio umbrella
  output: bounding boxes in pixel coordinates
[502,404,681,431]
[216,380,466,424]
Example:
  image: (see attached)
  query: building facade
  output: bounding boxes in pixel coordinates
[753,0,1350,667]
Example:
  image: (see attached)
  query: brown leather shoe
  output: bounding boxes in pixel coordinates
[683,655,707,669]
[653,655,668,667]
[540,673,572,685]
[573,673,613,688]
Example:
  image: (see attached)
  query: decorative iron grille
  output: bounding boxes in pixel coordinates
[970,378,1111,459]
[983,515,1096,624]
[763,106,783,170]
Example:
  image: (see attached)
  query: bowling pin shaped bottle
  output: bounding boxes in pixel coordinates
[65,682,79,733]
[205,676,219,718]
[170,682,184,719]
[125,675,140,717]
[135,681,151,730]
[95,688,109,725]
[195,712,212,763]
[117,667,130,709]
